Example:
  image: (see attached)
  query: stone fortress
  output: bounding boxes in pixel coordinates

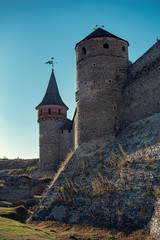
[33,28,160,238]
[36,27,160,171]
[1,27,160,238]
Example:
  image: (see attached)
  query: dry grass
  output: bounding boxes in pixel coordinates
[31,221,153,240]
[0,206,153,240]
[51,150,74,188]
[0,217,154,240]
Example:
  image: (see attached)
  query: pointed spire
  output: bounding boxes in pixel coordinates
[36,70,68,109]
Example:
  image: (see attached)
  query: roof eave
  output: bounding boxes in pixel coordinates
[75,36,129,49]
[35,104,69,110]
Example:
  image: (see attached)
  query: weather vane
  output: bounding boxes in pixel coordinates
[94,25,104,30]
[45,57,58,70]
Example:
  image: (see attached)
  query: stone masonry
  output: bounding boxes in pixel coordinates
[33,112,160,237]
[75,30,128,145]
[36,70,73,171]
[34,28,160,237]
[36,28,160,174]
[123,40,160,125]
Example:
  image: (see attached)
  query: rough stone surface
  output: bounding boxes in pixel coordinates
[39,119,65,169]
[0,158,39,171]
[0,174,52,202]
[123,40,160,125]
[33,113,160,235]
[150,199,160,239]
[33,30,160,238]
[0,158,52,202]
[39,118,73,171]
[48,206,67,221]
[76,37,128,145]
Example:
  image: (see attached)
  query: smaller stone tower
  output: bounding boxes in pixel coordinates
[36,70,69,170]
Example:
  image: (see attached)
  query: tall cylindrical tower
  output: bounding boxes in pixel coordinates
[75,28,129,145]
[36,70,68,170]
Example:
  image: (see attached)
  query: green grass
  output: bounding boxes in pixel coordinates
[0,205,30,223]
[0,207,16,215]
[0,217,55,240]
[0,201,14,207]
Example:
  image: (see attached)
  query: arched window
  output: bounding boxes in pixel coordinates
[122,46,125,52]
[82,47,87,55]
[40,110,42,115]
[103,43,109,49]
[48,109,51,115]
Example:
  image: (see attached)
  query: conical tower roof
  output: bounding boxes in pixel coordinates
[36,70,68,109]
[75,27,129,48]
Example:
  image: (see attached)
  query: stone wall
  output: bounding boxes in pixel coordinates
[128,40,160,77]
[72,108,78,149]
[76,37,128,145]
[150,199,160,239]
[0,175,32,202]
[0,175,51,202]
[59,129,73,162]
[39,119,65,170]
[123,40,160,125]
[33,113,160,233]
[0,158,39,170]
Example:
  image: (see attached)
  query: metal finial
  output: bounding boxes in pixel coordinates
[94,25,98,30]
[156,36,159,42]
[51,57,54,69]
[45,57,58,71]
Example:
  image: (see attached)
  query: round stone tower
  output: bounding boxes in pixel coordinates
[75,28,129,145]
[36,70,68,170]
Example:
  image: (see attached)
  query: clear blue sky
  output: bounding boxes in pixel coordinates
[0,0,159,159]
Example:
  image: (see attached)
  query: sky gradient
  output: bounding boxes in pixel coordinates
[0,0,160,159]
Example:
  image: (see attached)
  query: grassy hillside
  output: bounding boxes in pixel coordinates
[0,205,30,223]
[0,216,154,240]
[0,217,54,240]
[0,202,154,240]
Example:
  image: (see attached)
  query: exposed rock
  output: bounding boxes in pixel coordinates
[33,113,160,235]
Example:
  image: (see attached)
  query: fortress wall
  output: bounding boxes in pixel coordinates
[0,158,39,170]
[0,176,51,202]
[123,55,160,124]
[72,109,78,149]
[128,40,160,77]
[0,176,32,202]
[59,130,73,163]
[39,119,64,169]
